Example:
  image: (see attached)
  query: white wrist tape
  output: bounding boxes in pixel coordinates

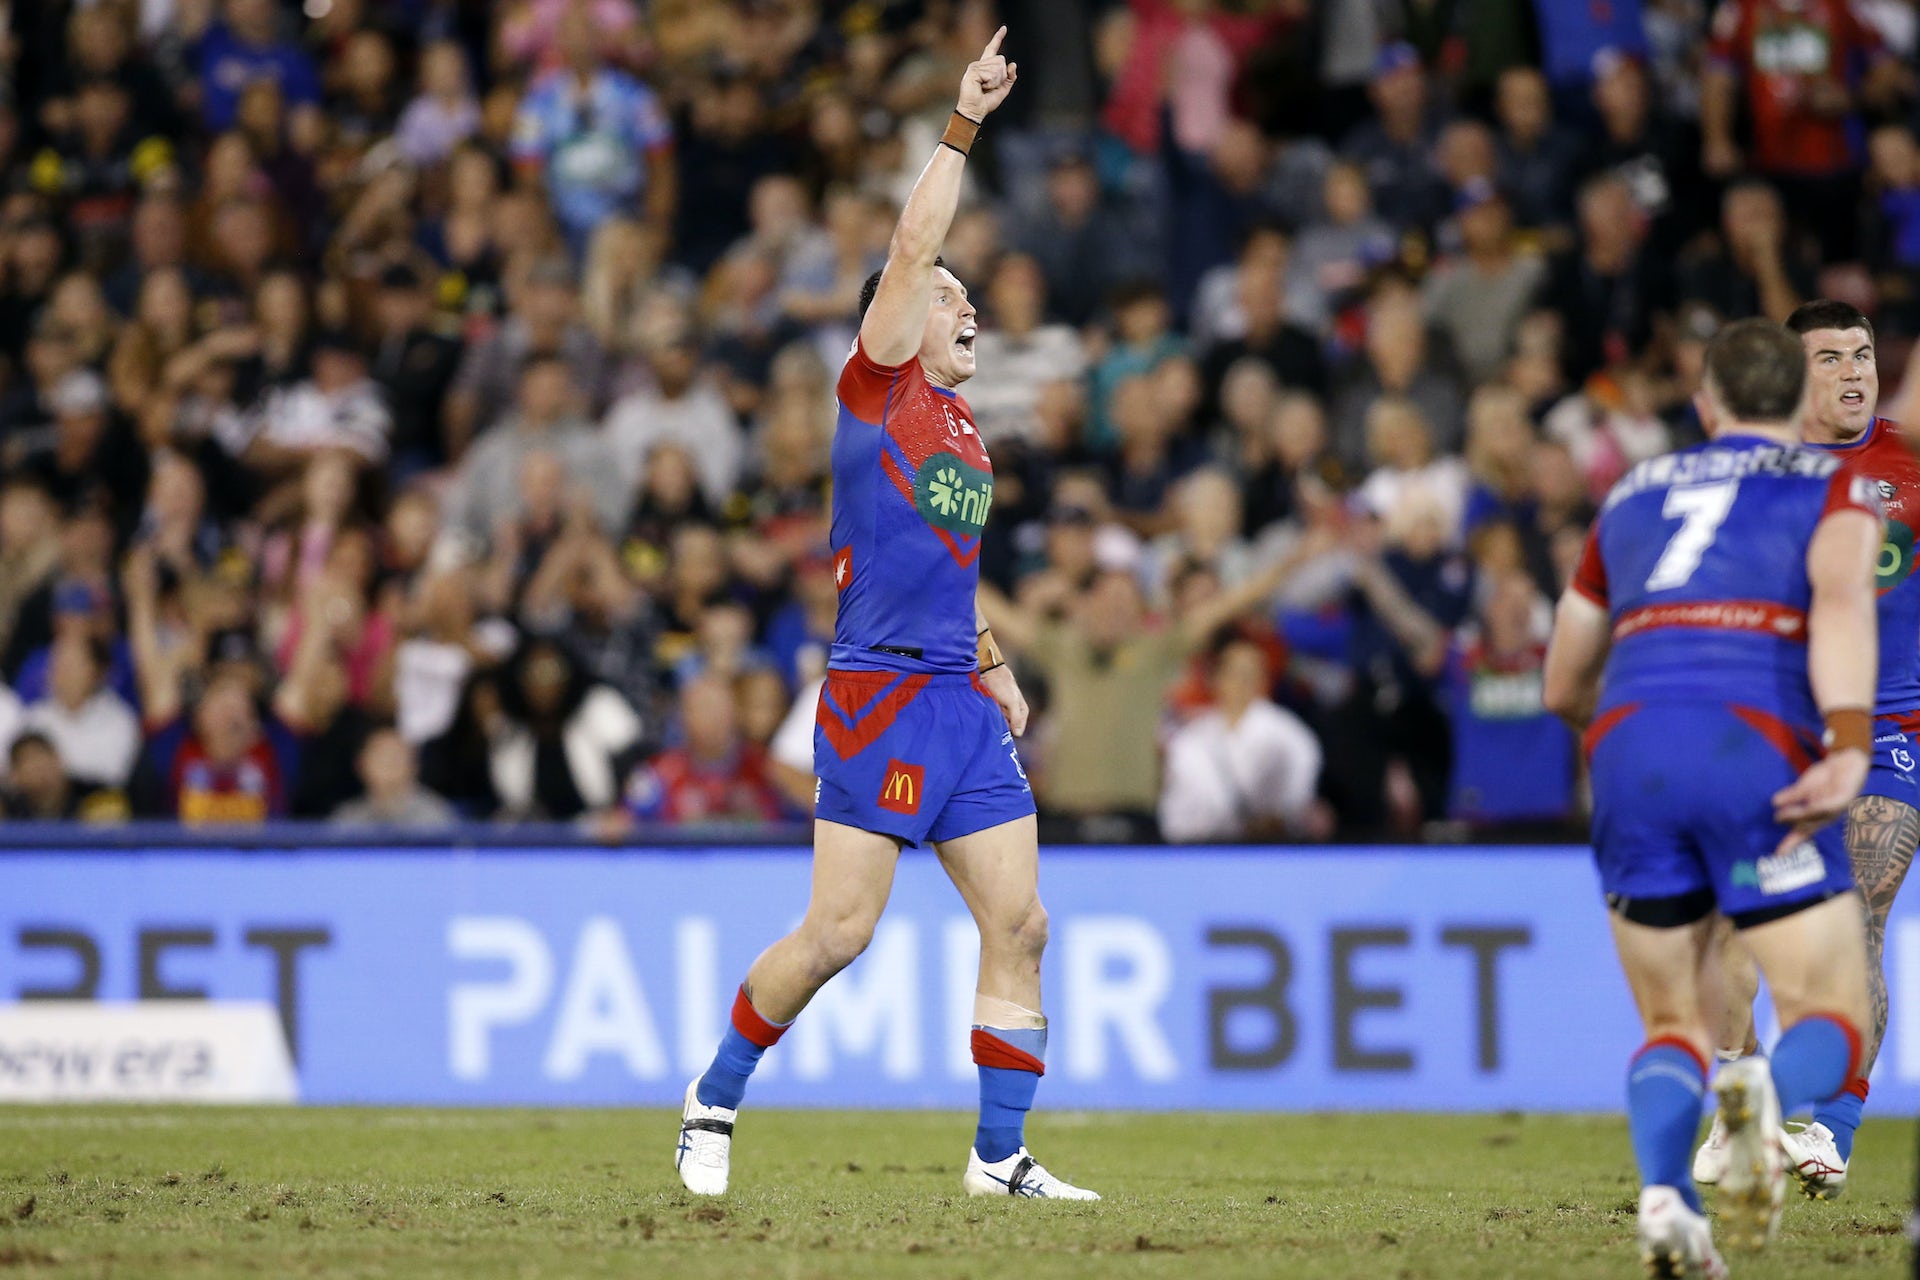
[973,993,1046,1030]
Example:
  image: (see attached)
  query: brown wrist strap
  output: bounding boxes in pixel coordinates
[941,110,981,157]
[1824,707,1874,755]
[978,627,1004,672]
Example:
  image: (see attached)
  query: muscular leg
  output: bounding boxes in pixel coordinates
[1609,911,1717,1212]
[1808,796,1919,1161]
[1844,795,1919,1066]
[1700,913,1761,1059]
[935,815,1049,1162]
[695,820,901,1110]
[1738,893,1872,1119]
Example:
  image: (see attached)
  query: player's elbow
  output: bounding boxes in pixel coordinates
[1540,667,1586,726]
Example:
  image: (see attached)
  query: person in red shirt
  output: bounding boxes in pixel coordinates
[1702,0,1904,255]
[622,673,788,826]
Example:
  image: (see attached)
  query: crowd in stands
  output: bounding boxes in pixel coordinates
[0,0,1910,840]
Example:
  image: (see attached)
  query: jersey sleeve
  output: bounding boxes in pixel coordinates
[836,335,919,425]
[1570,524,1609,607]
[1822,470,1885,523]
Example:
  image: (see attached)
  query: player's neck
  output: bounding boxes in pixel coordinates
[1802,417,1871,448]
[1716,420,1799,448]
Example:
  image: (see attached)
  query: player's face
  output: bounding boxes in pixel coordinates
[1799,326,1877,444]
[919,267,978,386]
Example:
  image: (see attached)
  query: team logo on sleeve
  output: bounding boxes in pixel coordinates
[877,759,925,815]
[914,454,994,536]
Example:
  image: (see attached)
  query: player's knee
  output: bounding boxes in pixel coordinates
[806,914,879,976]
[1001,900,1048,961]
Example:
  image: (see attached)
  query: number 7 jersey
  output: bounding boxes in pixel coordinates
[1571,433,1883,725]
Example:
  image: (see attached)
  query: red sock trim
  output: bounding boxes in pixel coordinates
[971,1028,1045,1075]
[1635,1036,1708,1077]
[1842,1076,1870,1102]
[730,987,790,1048]
[1797,1012,1863,1085]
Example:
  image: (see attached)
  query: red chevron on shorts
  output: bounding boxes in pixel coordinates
[817,670,932,760]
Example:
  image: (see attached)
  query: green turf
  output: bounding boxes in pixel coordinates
[0,1108,1907,1278]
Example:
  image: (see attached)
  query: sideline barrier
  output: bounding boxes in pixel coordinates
[1,845,1913,1112]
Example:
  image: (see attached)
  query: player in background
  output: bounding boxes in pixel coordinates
[1544,319,1879,1275]
[1694,300,1919,1198]
[674,29,1098,1201]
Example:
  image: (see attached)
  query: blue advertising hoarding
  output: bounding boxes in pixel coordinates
[1,845,1915,1113]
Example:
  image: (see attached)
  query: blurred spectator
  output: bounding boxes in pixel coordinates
[0,482,61,671]
[619,673,787,826]
[1323,498,1475,831]
[331,726,457,829]
[1087,283,1182,449]
[1579,48,1706,254]
[1702,0,1899,254]
[444,256,609,452]
[369,265,464,476]
[1286,163,1396,332]
[19,632,139,789]
[418,670,506,818]
[1494,68,1582,233]
[1010,153,1153,328]
[604,330,743,507]
[1159,633,1324,842]
[443,353,626,544]
[969,254,1087,443]
[193,0,322,140]
[510,6,675,256]
[1330,289,1465,461]
[1676,180,1810,324]
[1354,398,1471,542]
[1536,174,1667,384]
[1422,182,1545,386]
[488,638,642,821]
[10,369,149,533]
[246,330,393,468]
[394,40,481,169]
[1340,44,1450,233]
[985,548,1320,841]
[1443,570,1575,826]
[1,730,123,821]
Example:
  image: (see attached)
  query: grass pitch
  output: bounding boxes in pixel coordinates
[0,1108,1908,1279]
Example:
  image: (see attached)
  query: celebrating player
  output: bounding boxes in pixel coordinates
[673,29,1098,1202]
[1544,319,1879,1273]
[1691,301,1918,1200]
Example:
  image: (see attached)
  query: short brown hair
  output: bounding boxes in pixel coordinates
[1703,318,1806,423]
[1785,299,1875,345]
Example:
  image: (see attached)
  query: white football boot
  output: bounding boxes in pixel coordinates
[1636,1186,1729,1279]
[1780,1121,1848,1201]
[1692,1112,1730,1186]
[675,1080,735,1196]
[962,1147,1101,1200]
[1712,1057,1786,1250]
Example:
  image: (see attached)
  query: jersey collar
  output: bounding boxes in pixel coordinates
[1806,416,1881,454]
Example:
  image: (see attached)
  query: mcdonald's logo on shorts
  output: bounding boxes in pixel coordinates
[877,759,925,815]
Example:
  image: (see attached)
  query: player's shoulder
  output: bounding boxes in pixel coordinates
[1599,438,1837,515]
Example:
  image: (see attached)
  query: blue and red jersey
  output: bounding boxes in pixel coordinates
[1809,417,1920,716]
[829,338,992,676]
[1573,435,1882,730]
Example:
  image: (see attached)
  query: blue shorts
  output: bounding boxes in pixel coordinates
[813,669,1035,847]
[1588,700,1853,924]
[1861,707,1920,807]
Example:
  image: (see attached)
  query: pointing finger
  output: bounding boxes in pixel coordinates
[982,24,1006,60]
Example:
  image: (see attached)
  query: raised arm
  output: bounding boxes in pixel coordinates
[858,27,1016,366]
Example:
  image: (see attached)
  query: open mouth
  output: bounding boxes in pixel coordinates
[955,325,976,355]
[1841,389,1865,407]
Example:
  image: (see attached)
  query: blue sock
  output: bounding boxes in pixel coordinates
[1769,1014,1859,1118]
[695,987,788,1110]
[1627,1039,1707,1214]
[973,1026,1046,1162]
[1813,1079,1867,1161]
